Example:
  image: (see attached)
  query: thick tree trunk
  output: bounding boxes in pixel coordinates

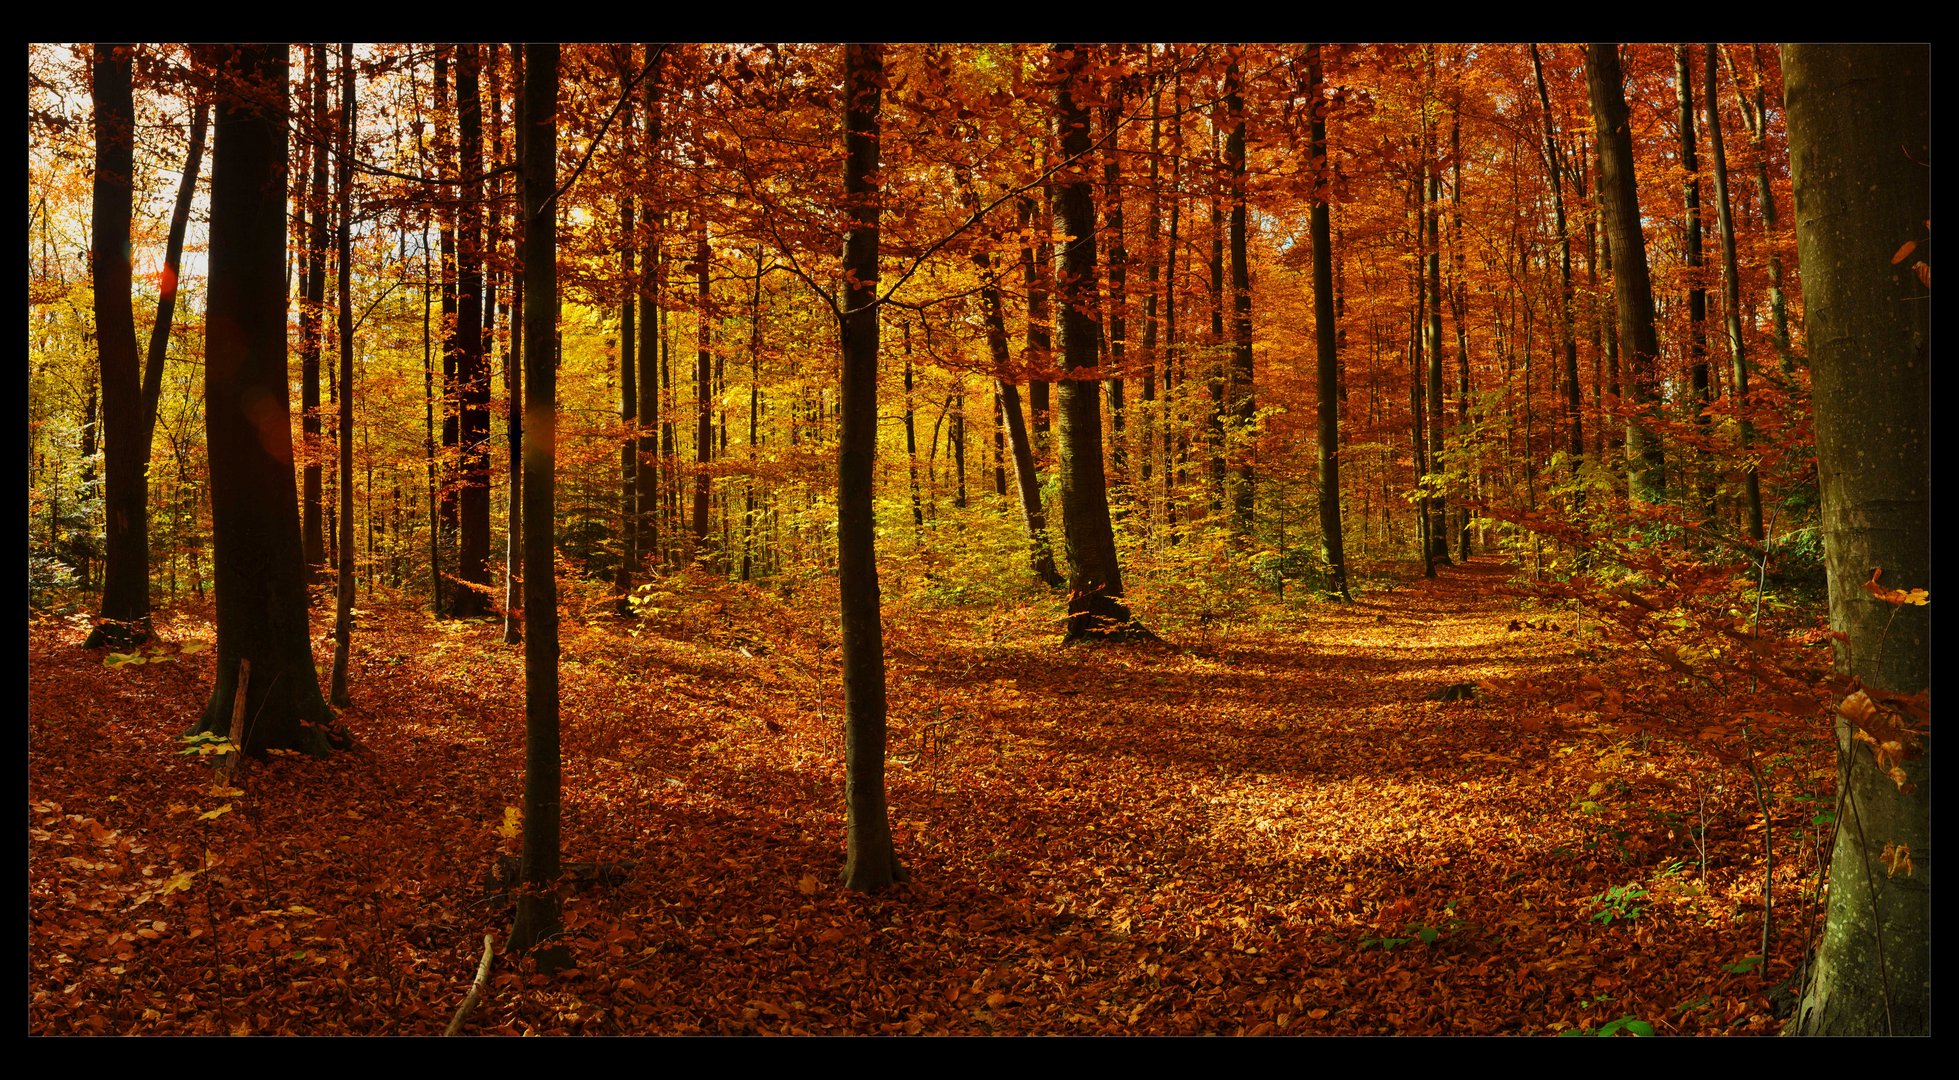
[1053,44,1146,642]
[192,44,339,757]
[86,44,150,650]
[1586,44,1666,502]
[1783,44,1929,1037]
[1305,45,1350,602]
[509,43,570,971]
[837,43,904,893]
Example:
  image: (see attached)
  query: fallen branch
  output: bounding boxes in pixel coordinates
[443,934,495,1037]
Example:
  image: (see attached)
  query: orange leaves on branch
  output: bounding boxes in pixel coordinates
[1880,843,1914,877]
[1840,689,1923,793]
[1862,567,1929,607]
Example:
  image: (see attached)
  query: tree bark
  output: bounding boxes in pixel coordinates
[329,43,357,707]
[1704,46,1765,545]
[1225,47,1255,536]
[508,43,570,971]
[452,44,491,616]
[1586,43,1666,502]
[301,45,329,578]
[1530,45,1584,488]
[1053,44,1146,642]
[192,44,339,757]
[1783,43,1929,1037]
[837,43,904,893]
[1305,45,1350,602]
[86,44,149,649]
[1677,45,1716,524]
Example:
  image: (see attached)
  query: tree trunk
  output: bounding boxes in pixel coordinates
[1053,44,1145,641]
[85,44,150,650]
[1531,45,1584,489]
[1019,188,1053,445]
[1586,43,1666,502]
[1424,137,1450,567]
[453,44,491,617]
[329,44,357,707]
[1102,91,1129,499]
[637,49,664,575]
[692,213,712,559]
[1225,48,1255,537]
[1783,43,1929,1037]
[1677,45,1716,524]
[301,45,329,579]
[614,52,638,613]
[508,43,570,972]
[192,44,340,757]
[1704,46,1765,545]
[837,43,904,893]
[501,44,525,645]
[1305,45,1350,602]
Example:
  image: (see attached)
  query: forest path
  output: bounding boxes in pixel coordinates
[30,557,1799,1035]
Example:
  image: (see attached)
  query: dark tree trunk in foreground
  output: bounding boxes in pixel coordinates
[86,44,150,649]
[1053,44,1146,642]
[1783,43,1929,1038]
[329,44,357,707]
[1586,43,1666,502]
[191,44,341,757]
[1305,45,1350,602]
[837,43,904,892]
[452,44,492,616]
[509,43,571,972]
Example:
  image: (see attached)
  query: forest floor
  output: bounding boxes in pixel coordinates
[28,556,1831,1035]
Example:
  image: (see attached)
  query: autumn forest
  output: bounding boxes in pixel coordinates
[26,43,1928,1036]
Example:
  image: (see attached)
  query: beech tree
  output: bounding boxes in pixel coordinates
[1783,43,1929,1038]
[190,44,344,756]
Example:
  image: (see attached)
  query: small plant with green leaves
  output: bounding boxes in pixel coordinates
[1557,1015,1656,1037]
[1588,883,1648,925]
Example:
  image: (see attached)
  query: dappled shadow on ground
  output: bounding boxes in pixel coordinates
[29,557,1820,1034]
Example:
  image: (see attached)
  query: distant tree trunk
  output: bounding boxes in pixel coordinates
[741,247,763,581]
[85,44,150,650]
[435,48,460,543]
[300,44,329,578]
[1053,44,1146,641]
[1019,187,1054,445]
[1225,47,1255,537]
[1586,43,1666,502]
[614,50,638,613]
[1102,89,1129,498]
[637,50,664,576]
[1449,106,1473,562]
[1424,134,1450,567]
[1305,45,1350,602]
[1207,156,1227,513]
[508,43,570,972]
[1704,46,1765,545]
[692,214,712,559]
[1139,63,1161,493]
[329,43,357,706]
[1531,45,1585,488]
[191,44,340,756]
[1726,43,1795,371]
[1783,43,1928,1038]
[1677,45,1716,524]
[503,46,524,645]
[903,326,924,533]
[836,43,904,893]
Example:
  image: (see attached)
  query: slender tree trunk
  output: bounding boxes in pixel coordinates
[1207,154,1226,514]
[1225,48,1255,537]
[503,44,524,644]
[1727,44,1796,371]
[329,44,357,706]
[1019,187,1053,446]
[837,43,904,893]
[1305,45,1350,602]
[1424,133,1450,566]
[1705,47,1766,545]
[1587,43,1666,502]
[435,48,460,543]
[301,45,329,578]
[1531,45,1585,490]
[1140,64,1161,493]
[454,44,491,617]
[509,43,569,971]
[614,49,638,613]
[1449,106,1473,561]
[1783,43,1928,1038]
[1677,45,1716,524]
[741,248,763,582]
[903,325,924,533]
[1102,90,1129,499]
[1053,44,1145,641]
[637,51,664,577]
[692,213,712,558]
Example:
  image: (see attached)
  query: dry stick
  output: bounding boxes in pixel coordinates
[444,934,495,1036]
